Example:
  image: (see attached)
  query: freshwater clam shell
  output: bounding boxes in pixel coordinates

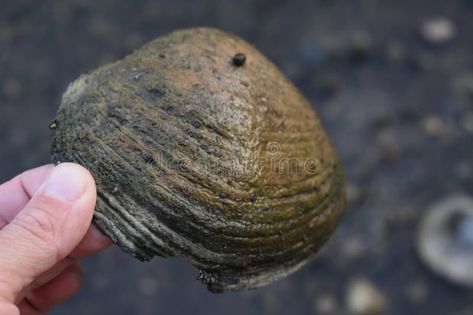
[51,28,345,292]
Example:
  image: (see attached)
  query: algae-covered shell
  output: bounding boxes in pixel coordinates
[51,27,345,292]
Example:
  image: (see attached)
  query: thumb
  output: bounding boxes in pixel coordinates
[0,163,96,302]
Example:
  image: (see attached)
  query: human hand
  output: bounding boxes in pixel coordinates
[0,163,112,315]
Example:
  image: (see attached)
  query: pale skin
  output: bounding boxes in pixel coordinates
[0,163,112,315]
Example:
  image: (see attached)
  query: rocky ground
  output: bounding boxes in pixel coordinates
[1,0,472,314]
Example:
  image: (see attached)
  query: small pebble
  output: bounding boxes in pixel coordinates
[421,18,456,44]
[422,115,444,136]
[346,277,386,315]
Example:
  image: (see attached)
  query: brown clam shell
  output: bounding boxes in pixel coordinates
[51,28,345,292]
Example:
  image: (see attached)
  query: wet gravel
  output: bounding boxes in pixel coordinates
[1,1,473,314]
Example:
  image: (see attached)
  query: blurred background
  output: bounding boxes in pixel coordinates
[1,0,473,314]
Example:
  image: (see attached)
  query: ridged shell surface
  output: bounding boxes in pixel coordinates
[51,28,345,292]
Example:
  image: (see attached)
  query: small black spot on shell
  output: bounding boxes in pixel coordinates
[232,53,246,67]
[250,193,257,202]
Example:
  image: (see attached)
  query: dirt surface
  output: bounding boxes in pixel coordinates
[1,1,472,314]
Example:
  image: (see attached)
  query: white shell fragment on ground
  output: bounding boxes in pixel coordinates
[417,195,473,286]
